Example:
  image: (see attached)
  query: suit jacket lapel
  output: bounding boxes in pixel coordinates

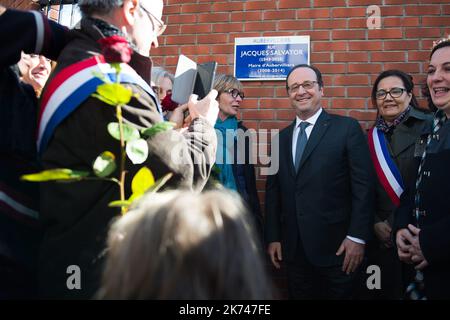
[297,110,331,173]
[284,120,297,177]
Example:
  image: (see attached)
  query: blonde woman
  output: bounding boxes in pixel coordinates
[212,74,263,243]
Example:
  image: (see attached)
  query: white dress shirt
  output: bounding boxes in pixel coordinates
[291,108,323,163]
[291,107,365,245]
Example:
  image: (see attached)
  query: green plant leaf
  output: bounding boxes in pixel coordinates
[107,122,140,142]
[146,172,173,193]
[95,83,133,106]
[127,172,172,206]
[141,122,176,139]
[92,151,117,178]
[111,63,122,74]
[126,139,148,164]
[91,93,116,106]
[21,169,89,182]
[128,192,143,204]
[131,166,155,195]
[108,200,132,208]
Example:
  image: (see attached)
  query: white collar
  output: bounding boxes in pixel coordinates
[295,107,323,128]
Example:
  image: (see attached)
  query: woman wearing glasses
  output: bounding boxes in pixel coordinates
[212,74,263,245]
[366,70,432,299]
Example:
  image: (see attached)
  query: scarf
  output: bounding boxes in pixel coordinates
[88,17,138,52]
[376,105,411,133]
[214,116,238,191]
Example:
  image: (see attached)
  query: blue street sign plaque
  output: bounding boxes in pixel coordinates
[234,36,310,81]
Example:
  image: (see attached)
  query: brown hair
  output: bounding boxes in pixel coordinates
[97,190,273,300]
[422,37,450,111]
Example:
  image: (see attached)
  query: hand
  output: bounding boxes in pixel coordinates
[374,221,393,248]
[0,5,6,16]
[17,52,32,78]
[407,224,429,270]
[168,103,188,129]
[267,242,282,269]
[396,228,414,264]
[187,90,219,126]
[336,238,364,274]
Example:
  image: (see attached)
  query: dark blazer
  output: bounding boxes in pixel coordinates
[265,110,374,267]
[394,119,450,299]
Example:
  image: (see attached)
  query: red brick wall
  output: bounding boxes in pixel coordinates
[153,0,449,205]
[154,1,448,126]
[4,0,449,205]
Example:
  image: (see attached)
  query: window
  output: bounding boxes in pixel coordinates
[40,1,81,28]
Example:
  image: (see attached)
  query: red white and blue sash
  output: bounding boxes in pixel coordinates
[37,55,162,154]
[368,127,405,206]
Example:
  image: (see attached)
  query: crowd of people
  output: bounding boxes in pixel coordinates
[0,0,449,300]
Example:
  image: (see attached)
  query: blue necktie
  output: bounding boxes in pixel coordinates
[295,122,310,172]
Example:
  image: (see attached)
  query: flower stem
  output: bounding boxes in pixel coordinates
[116,104,127,215]
[113,63,127,215]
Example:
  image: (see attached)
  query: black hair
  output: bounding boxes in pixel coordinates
[78,0,124,17]
[371,69,420,110]
[430,38,450,58]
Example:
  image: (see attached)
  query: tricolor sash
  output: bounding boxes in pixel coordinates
[37,55,162,154]
[368,127,405,206]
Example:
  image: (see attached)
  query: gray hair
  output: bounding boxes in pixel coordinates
[151,66,174,86]
[78,0,124,17]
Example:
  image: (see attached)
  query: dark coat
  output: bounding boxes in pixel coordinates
[369,108,432,299]
[0,8,67,68]
[375,108,433,225]
[38,18,217,299]
[265,110,375,267]
[0,8,68,298]
[395,117,450,299]
[0,63,42,299]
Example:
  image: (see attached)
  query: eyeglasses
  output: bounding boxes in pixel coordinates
[224,88,245,100]
[28,54,51,63]
[287,80,317,94]
[140,5,167,36]
[375,87,406,100]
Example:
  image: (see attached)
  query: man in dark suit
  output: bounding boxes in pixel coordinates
[264,64,374,299]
